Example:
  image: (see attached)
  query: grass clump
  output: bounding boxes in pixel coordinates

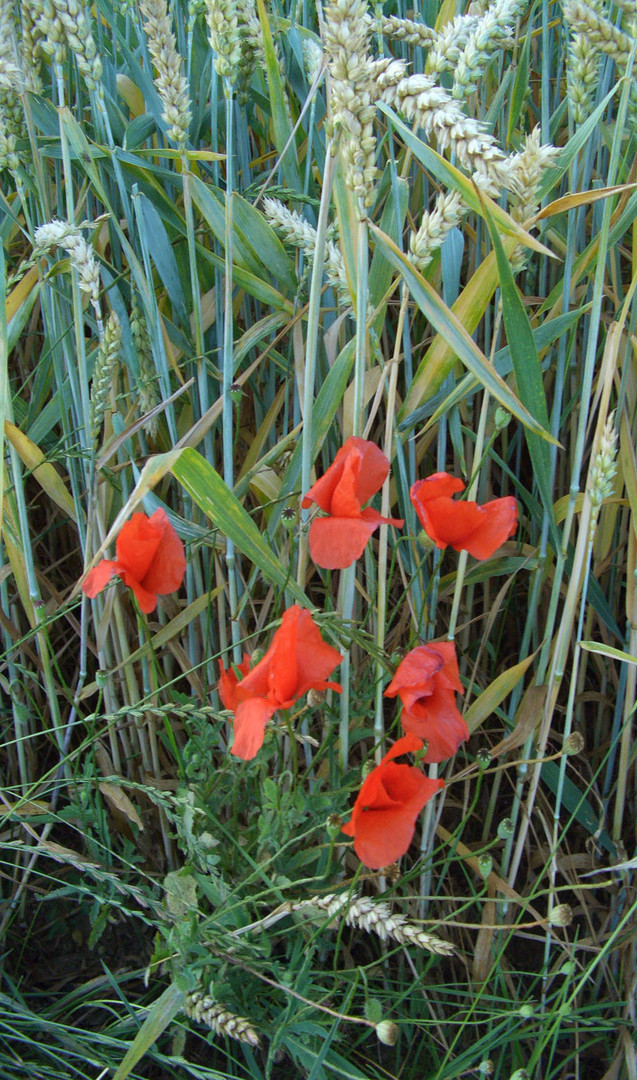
[1,0,636,1078]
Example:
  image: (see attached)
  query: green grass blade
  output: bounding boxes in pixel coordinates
[170,447,308,605]
[112,982,185,1080]
[370,223,558,444]
[256,0,301,192]
[482,198,560,549]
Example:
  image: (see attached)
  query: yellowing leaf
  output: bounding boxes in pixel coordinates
[464,652,538,734]
[116,74,145,117]
[98,782,144,830]
[6,265,39,324]
[4,421,77,522]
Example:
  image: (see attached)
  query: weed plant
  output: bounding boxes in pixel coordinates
[0,0,636,1077]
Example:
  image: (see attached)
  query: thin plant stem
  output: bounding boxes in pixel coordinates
[222,81,240,660]
[297,142,336,589]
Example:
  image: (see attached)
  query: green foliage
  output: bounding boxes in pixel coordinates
[1,0,636,1078]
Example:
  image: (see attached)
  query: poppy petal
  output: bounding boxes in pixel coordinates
[231,697,277,760]
[425,641,464,694]
[385,647,444,710]
[415,495,487,551]
[141,509,187,594]
[380,731,426,765]
[360,507,404,529]
[411,473,465,503]
[352,439,392,506]
[292,609,343,695]
[330,449,365,518]
[400,695,469,763]
[115,512,163,581]
[119,569,160,614]
[410,474,518,560]
[342,767,445,868]
[348,806,420,869]
[301,438,392,513]
[463,496,518,559]
[308,515,379,569]
[267,606,302,704]
[301,447,348,512]
[82,560,124,598]
[218,655,251,711]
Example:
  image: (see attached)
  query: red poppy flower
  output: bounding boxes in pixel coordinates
[341,732,444,869]
[82,509,186,614]
[218,605,343,760]
[217,655,251,712]
[410,472,518,560]
[301,437,404,569]
[384,642,468,763]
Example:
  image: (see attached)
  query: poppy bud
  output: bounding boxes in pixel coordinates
[497,817,514,839]
[307,688,326,708]
[560,960,576,975]
[479,1062,494,1076]
[281,507,297,530]
[326,814,342,840]
[518,1003,535,1019]
[548,903,573,927]
[417,529,436,550]
[375,1020,399,1046]
[476,748,491,770]
[509,1070,530,1080]
[477,853,492,880]
[563,731,584,755]
[494,406,511,431]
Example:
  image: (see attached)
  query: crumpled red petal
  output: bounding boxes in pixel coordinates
[308,515,380,569]
[301,437,391,515]
[118,568,161,614]
[341,754,444,869]
[218,655,252,711]
[82,560,123,599]
[410,473,518,560]
[140,509,187,594]
[400,692,469,763]
[231,697,278,760]
[115,512,163,583]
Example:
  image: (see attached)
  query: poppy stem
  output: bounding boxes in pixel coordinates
[447,386,491,642]
[298,141,337,589]
[222,80,241,661]
[339,564,357,772]
[374,286,408,761]
[352,212,369,438]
